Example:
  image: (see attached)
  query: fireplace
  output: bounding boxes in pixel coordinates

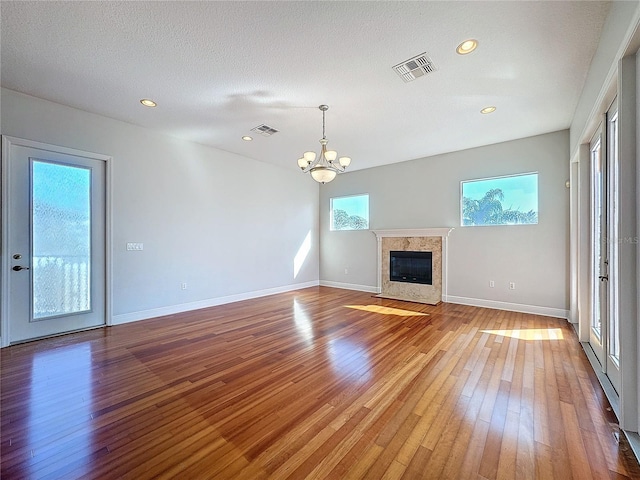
[372,228,454,305]
[390,251,432,285]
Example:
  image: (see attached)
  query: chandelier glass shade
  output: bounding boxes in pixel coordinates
[297,105,351,184]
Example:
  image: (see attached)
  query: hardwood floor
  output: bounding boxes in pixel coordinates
[1,286,639,479]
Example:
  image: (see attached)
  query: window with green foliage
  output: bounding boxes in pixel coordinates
[461,173,538,226]
[331,194,369,231]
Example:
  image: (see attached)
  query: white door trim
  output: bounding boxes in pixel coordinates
[1,136,113,347]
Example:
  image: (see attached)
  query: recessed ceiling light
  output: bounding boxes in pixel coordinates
[140,99,157,107]
[242,136,253,141]
[480,106,496,114]
[456,39,478,55]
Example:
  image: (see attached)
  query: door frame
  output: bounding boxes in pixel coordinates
[586,103,622,394]
[1,136,113,347]
[604,98,621,392]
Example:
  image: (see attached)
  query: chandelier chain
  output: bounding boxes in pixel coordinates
[322,109,326,139]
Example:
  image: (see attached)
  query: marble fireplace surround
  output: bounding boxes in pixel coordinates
[372,228,454,305]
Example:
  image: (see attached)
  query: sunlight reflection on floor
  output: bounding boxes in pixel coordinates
[481,328,564,340]
[344,305,429,317]
[293,298,314,343]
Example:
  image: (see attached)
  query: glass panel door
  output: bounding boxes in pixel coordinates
[589,128,605,364]
[6,140,106,344]
[588,99,622,395]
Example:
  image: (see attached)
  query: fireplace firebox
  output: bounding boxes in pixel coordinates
[390,251,432,285]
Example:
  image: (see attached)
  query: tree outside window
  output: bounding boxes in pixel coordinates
[331,194,369,231]
[461,173,538,226]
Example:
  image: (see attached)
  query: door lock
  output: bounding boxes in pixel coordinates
[12,265,30,271]
[13,254,22,260]
[599,275,609,281]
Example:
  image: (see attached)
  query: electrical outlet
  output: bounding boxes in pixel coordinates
[489,280,495,288]
[126,242,144,251]
[509,282,516,290]
[344,268,349,274]
[181,283,187,290]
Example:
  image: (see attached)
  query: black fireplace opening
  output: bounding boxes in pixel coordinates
[390,251,432,285]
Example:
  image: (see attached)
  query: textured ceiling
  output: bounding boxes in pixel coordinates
[1,1,610,172]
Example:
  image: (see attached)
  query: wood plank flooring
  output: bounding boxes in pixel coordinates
[1,286,639,479]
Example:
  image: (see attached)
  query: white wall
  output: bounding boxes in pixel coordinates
[1,88,320,324]
[319,131,570,316]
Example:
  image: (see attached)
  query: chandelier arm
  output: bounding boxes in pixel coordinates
[301,154,320,173]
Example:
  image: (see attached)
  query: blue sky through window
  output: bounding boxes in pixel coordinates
[331,194,369,230]
[461,173,538,226]
[333,195,369,218]
[33,161,91,216]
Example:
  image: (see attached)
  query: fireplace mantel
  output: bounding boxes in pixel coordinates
[372,228,454,238]
[372,228,454,303]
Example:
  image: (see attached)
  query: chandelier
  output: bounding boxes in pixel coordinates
[297,105,351,184]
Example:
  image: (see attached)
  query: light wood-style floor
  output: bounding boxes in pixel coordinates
[1,286,639,479]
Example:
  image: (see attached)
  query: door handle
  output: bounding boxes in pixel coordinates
[599,275,608,281]
[12,265,30,271]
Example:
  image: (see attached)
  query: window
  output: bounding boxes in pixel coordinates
[331,194,369,230]
[461,173,538,226]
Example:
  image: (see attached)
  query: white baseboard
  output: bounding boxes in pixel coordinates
[319,280,379,294]
[111,280,319,325]
[317,285,569,319]
[111,285,568,326]
[445,295,569,319]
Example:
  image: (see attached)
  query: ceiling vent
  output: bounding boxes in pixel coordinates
[251,124,279,136]
[392,53,437,83]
